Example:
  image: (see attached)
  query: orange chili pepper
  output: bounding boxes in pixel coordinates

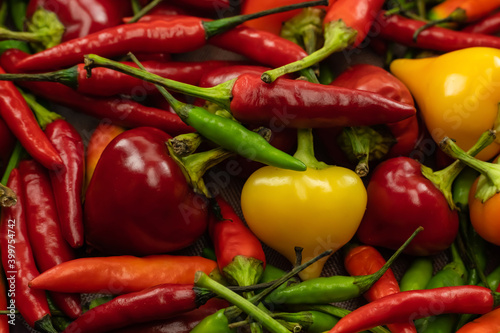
[456,307,500,332]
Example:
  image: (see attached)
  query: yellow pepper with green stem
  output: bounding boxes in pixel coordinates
[390,47,500,161]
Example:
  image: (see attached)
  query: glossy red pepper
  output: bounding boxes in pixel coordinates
[344,245,417,333]
[462,11,500,35]
[0,65,63,171]
[328,286,500,333]
[16,1,327,72]
[0,168,56,332]
[19,159,81,319]
[26,0,133,42]
[356,156,459,256]
[84,127,208,255]
[29,254,217,294]
[376,11,500,51]
[64,283,213,333]
[0,49,193,137]
[111,298,230,333]
[45,119,85,249]
[0,59,241,97]
[209,196,266,287]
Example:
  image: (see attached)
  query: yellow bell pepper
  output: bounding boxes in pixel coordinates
[390,47,500,161]
[240,129,367,280]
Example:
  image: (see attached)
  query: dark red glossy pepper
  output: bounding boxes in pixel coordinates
[110,298,230,333]
[26,0,133,42]
[344,245,417,333]
[84,127,209,255]
[210,196,266,287]
[0,168,56,332]
[462,11,500,35]
[0,66,63,171]
[19,159,81,319]
[45,119,85,249]
[0,49,193,137]
[16,0,328,72]
[0,60,241,97]
[64,284,213,333]
[85,57,418,129]
[328,286,500,333]
[376,11,500,51]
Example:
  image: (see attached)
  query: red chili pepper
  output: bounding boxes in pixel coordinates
[18,159,81,319]
[324,0,385,48]
[328,286,500,333]
[29,254,217,294]
[0,168,56,332]
[64,284,213,333]
[15,0,328,72]
[0,49,193,137]
[111,298,230,333]
[344,245,417,333]
[83,127,209,255]
[376,11,500,51]
[0,65,63,171]
[210,196,266,287]
[0,59,241,97]
[462,11,500,35]
[26,0,133,42]
[45,119,85,249]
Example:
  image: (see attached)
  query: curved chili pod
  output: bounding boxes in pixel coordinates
[64,284,213,333]
[0,66,63,171]
[45,119,85,249]
[0,168,56,332]
[0,49,193,137]
[19,159,81,319]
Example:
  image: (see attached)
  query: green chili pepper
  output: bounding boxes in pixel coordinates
[190,309,236,333]
[399,256,434,292]
[8,0,28,31]
[273,310,339,333]
[484,264,500,291]
[417,242,467,333]
[265,227,422,305]
[0,40,30,56]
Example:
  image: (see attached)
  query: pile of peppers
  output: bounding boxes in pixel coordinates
[0,0,500,332]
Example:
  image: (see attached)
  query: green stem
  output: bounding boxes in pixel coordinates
[280,7,325,55]
[293,128,328,170]
[194,272,291,333]
[439,131,500,203]
[421,129,496,210]
[127,0,164,24]
[131,0,142,15]
[262,20,357,83]
[412,8,466,42]
[0,182,16,208]
[20,90,62,129]
[84,54,234,110]
[1,141,25,185]
[203,0,328,39]
[0,66,79,89]
[8,0,28,31]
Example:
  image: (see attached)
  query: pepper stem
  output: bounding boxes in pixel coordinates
[20,91,62,129]
[261,19,357,83]
[203,0,329,39]
[126,0,164,24]
[280,7,326,55]
[0,182,16,207]
[413,8,466,42]
[1,7,65,51]
[440,131,500,203]
[84,54,234,110]
[421,129,496,210]
[0,66,79,90]
[1,142,25,185]
[293,128,328,170]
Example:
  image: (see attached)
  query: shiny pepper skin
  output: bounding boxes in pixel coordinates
[240,165,367,280]
[391,47,500,161]
[356,157,459,256]
[84,127,208,255]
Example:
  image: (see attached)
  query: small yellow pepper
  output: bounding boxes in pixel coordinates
[240,129,367,280]
[390,47,500,161]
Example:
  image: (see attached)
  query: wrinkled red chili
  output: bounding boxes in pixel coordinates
[45,119,85,249]
[19,159,81,319]
[0,49,193,136]
[0,168,56,332]
[64,284,213,333]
